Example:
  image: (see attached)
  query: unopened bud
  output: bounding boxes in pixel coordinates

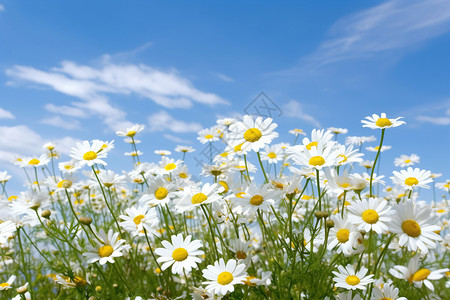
[326,219,335,228]
[79,216,93,225]
[30,203,41,211]
[314,211,328,219]
[16,284,28,294]
[41,209,51,219]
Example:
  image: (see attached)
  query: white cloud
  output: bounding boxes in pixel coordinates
[211,72,234,82]
[407,99,450,126]
[6,60,228,131]
[41,116,81,130]
[300,0,450,69]
[0,4,4,11]
[163,134,192,144]
[148,110,202,133]
[44,103,88,118]
[282,100,321,128]
[416,115,450,125]
[0,107,14,119]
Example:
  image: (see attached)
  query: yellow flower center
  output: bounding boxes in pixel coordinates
[306,141,318,150]
[172,248,188,261]
[83,151,97,161]
[381,298,393,300]
[236,192,245,198]
[0,282,10,288]
[57,180,72,189]
[336,229,350,243]
[404,159,411,164]
[268,152,277,159]
[218,181,229,193]
[133,214,145,225]
[362,209,379,224]
[244,128,262,142]
[28,158,40,165]
[155,187,169,200]
[402,219,421,237]
[126,130,136,137]
[236,251,247,259]
[191,192,208,204]
[339,182,350,188]
[217,271,234,285]
[411,268,431,282]
[250,195,264,206]
[234,143,244,152]
[375,118,392,127]
[98,245,114,257]
[309,156,325,166]
[205,134,214,139]
[164,163,176,171]
[64,165,74,170]
[404,177,419,186]
[345,275,360,286]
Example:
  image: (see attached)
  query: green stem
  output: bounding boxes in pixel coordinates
[369,129,385,197]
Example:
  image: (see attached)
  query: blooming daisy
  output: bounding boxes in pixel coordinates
[332,264,374,291]
[289,128,306,136]
[0,221,17,245]
[154,150,172,156]
[0,171,11,183]
[140,175,176,206]
[119,205,159,236]
[337,291,362,300]
[197,127,221,144]
[389,255,449,291]
[389,200,442,254]
[202,258,247,296]
[0,275,16,290]
[394,154,420,168]
[19,154,50,168]
[155,233,204,275]
[228,115,278,153]
[328,215,364,257]
[233,182,282,214]
[175,183,224,212]
[70,140,108,167]
[347,198,392,234]
[288,141,341,170]
[83,229,130,265]
[125,150,143,157]
[58,160,82,174]
[115,124,145,138]
[371,281,407,300]
[391,167,432,190]
[260,145,283,164]
[328,127,348,135]
[361,113,405,129]
[366,145,391,152]
[159,157,183,175]
[345,135,376,147]
[175,146,195,153]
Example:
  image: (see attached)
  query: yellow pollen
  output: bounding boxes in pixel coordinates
[309,156,325,166]
[405,177,419,186]
[205,134,214,139]
[217,271,234,285]
[236,251,247,259]
[83,151,97,161]
[133,214,145,225]
[375,118,392,127]
[57,180,72,189]
[0,282,10,288]
[306,141,318,150]
[191,193,208,204]
[64,165,73,170]
[436,209,445,213]
[362,209,379,224]
[98,245,114,257]
[250,195,264,206]
[218,181,229,193]
[336,229,350,243]
[402,220,421,237]
[411,269,431,282]
[155,187,169,200]
[179,172,188,179]
[172,248,188,261]
[404,159,411,164]
[345,275,360,286]
[164,163,176,171]
[268,152,277,159]
[28,158,40,165]
[126,130,137,137]
[8,195,17,201]
[244,128,262,142]
[236,192,245,198]
[339,182,350,188]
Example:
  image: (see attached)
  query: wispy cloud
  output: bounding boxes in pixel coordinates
[283,0,450,72]
[148,110,203,133]
[211,72,234,83]
[163,134,192,144]
[282,100,321,128]
[0,4,4,12]
[0,107,15,119]
[6,59,228,131]
[44,103,88,118]
[41,116,81,130]
[414,99,450,125]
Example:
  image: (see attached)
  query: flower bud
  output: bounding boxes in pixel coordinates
[41,209,51,219]
[79,216,93,225]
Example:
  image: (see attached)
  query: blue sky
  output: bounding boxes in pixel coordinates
[1,0,450,195]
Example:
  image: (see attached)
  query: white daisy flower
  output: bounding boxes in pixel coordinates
[83,229,130,265]
[260,144,283,164]
[347,198,393,234]
[155,233,204,275]
[391,167,433,190]
[392,200,443,254]
[202,258,247,296]
[361,113,405,129]
[0,221,17,245]
[119,205,159,236]
[332,264,374,290]
[70,140,108,167]
[197,127,221,144]
[394,154,420,168]
[289,128,306,136]
[175,183,224,212]
[228,115,278,153]
[288,141,341,170]
[19,154,51,168]
[0,275,16,290]
[58,160,82,174]
[175,146,195,153]
[115,124,145,138]
[371,281,407,300]
[328,127,348,135]
[366,145,391,152]
[159,157,183,175]
[154,150,172,156]
[328,215,364,257]
[233,182,282,214]
[337,291,363,300]
[140,175,176,206]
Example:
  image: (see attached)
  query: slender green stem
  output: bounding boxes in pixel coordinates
[257,152,269,183]
[370,129,385,197]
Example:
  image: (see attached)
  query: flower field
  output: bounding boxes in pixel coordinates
[0,113,449,300]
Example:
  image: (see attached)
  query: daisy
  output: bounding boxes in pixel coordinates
[289,128,306,136]
[345,135,376,147]
[58,160,82,174]
[361,113,405,129]
[337,291,363,300]
[175,183,224,212]
[124,150,143,157]
[366,145,391,152]
[159,157,183,175]
[154,233,204,275]
[0,275,16,290]
[228,239,252,263]
[19,154,50,168]
[301,129,335,150]
[347,198,392,234]
[436,180,450,193]
[197,127,220,144]
[0,221,17,245]
[389,200,442,254]
[70,140,108,167]
[83,229,130,265]
[233,183,282,214]
[328,215,364,257]
[98,170,126,189]
[119,206,159,236]
[394,154,420,167]
[115,124,145,138]
[228,115,278,152]
[389,255,449,292]
[332,264,374,291]
[391,167,432,190]
[202,258,247,296]
[328,127,348,135]
[371,281,407,300]
[175,146,195,153]
[217,117,237,127]
[140,175,176,206]
[260,145,283,164]
[336,145,363,166]
[154,150,172,156]
[0,171,11,183]
[288,141,341,170]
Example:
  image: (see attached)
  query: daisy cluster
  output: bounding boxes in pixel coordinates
[0,115,449,299]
